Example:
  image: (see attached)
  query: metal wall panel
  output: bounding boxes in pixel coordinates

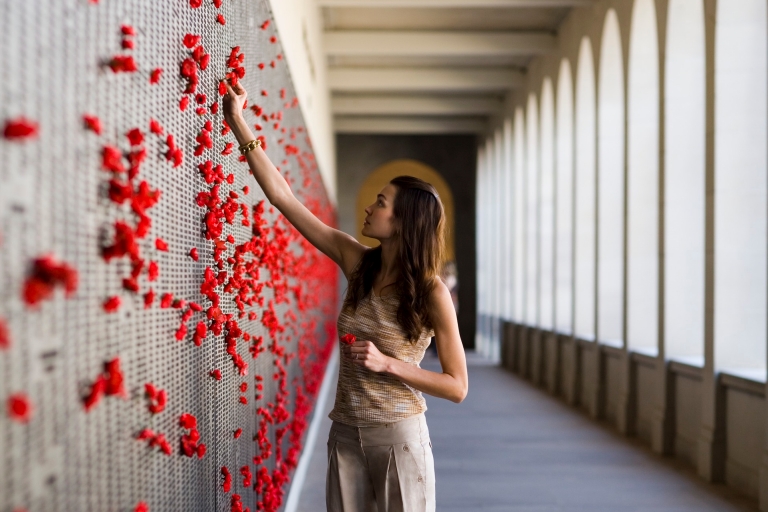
[0,0,338,510]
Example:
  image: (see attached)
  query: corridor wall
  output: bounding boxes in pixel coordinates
[477,0,768,508]
[0,1,338,511]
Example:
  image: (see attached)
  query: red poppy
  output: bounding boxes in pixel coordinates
[216,13,226,25]
[190,0,202,6]
[149,119,163,135]
[134,502,149,512]
[3,117,39,140]
[7,393,32,423]
[155,238,168,251]
[149,68,162,84]
[122,277,139,292]
[340,333,356,345]
[0,318,9,350]
[179,413,197,429]
[103,296,121,313]
[121,24,136,36]
[221,142,234,156]
[122,39,135,50]
[193,322,207,346]
[144,289,155,308]
[261,20,270,30]
[189,247,199,261]
[101,145,125,173]
[126,128,144,146]
[109,55,138,73]
[234,428,242,438]
[213,0,222,7]
[160,293,173,308]
[221,466,232,492]
[175,323,188,341]
[145,383,167,414]
[23,255,79,307]
[180,96,190,112]
[83,114,102,135]
[147,261,159,281]
[103,358,126,396]
[210,369,222,380]
[183,34,201,49]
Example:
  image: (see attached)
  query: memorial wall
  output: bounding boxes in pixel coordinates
[0,0,338,510]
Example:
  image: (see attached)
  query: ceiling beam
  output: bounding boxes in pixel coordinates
[332,95,503,116]
[329,67,523,93]
[319,0,592,7]
[325,31,556,57]
[335,116,487,134]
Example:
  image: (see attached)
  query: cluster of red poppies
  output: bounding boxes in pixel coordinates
[83,358,127,412]
[22,255,79,308]
[1,2,340,511]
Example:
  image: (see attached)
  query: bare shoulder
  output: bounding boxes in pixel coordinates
[338,238,368,279]
[428,276,453,313]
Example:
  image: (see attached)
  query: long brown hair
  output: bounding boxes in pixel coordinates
[343,176,446,342]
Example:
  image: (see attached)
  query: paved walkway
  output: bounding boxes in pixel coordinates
[293,351,757,511]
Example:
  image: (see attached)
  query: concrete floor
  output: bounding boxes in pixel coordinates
[293,351,758,512]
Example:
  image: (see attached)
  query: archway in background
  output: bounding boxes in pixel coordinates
[664,0,705,363]
[597,8,625,346]
[526,93,540,326]
[555,58,574,334]
[627,0,659,354]
[539,78,556,331]
[574,36,596,340]
[513,107,527,323]
[355,159,456,264]
[714,0,768,371]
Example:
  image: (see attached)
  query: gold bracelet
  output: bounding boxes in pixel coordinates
[238,139,261,155]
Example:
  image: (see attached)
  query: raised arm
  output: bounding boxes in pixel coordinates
[222,80,366,278]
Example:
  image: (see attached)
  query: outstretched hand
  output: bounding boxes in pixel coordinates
[222,80,247,123]
[342,340,391,373]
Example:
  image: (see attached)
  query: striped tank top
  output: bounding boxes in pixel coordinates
[329,287,435,427]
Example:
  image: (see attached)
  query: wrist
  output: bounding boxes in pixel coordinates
[383,356,397,375]
[227,114,251,144]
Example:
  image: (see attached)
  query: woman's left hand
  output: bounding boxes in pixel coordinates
[344,340,390,373]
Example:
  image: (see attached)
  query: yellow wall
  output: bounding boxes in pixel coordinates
[355,159,455,262]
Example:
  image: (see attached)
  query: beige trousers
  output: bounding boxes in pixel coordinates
[326,413,436,512]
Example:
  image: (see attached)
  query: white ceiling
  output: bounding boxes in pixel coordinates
[321,1,584,133]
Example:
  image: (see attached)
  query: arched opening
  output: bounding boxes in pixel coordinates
[476,148,487,339]
[664,0,705,364]
[494,130,504,323]
[627,0,659,354]
[526,93,540,326]
[597,9,625,346]
[574,36,597,341]
[540,79,556,330]
[513,107,527,323]
[502,118,514,320]
[555,58,574,334]
[714,0,768,372]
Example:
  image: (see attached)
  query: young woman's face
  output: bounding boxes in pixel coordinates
[362,184,398,241]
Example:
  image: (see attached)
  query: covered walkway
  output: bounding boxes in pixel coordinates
[293,352,756,511]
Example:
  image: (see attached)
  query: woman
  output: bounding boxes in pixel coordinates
[223,80,468,512]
